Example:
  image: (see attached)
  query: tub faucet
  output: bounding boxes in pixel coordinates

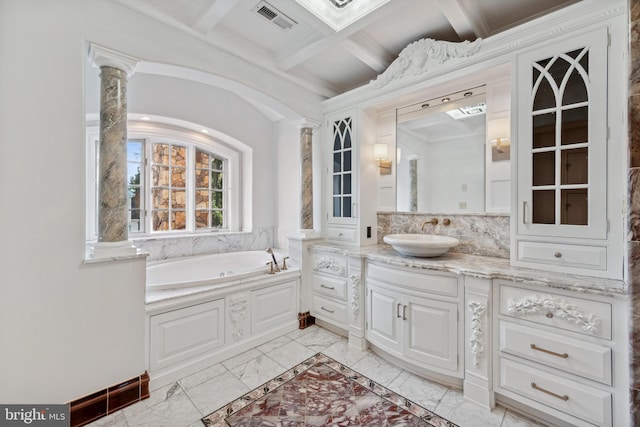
[266,248,280,272]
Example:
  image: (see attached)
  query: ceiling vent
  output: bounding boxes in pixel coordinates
[255,1,297,30]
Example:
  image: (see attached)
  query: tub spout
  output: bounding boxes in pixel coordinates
[266,248,280,272]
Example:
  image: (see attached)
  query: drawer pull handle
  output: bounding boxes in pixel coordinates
[321,306,334,314]
[397,303,402,319]
[402,305,408,320]
[320,284,335,290]
[530,382,569,401]
[530,343,569,359]
[554,252,562,258]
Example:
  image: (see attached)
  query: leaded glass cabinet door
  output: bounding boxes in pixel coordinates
[328,111,357,226]
[516,28,608,239]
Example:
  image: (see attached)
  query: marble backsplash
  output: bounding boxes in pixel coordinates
[134,227,275,261]
[378,212,510,259]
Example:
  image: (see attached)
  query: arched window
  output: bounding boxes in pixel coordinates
[86,121,247,240]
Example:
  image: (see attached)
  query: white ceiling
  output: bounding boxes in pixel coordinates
[114,0,581,99]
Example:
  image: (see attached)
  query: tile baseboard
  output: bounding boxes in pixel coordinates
[69,371,149,427]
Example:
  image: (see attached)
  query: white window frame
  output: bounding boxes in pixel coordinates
[86,121,245,240]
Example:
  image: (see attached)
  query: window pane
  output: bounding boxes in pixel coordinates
[152,188,170,209]
[212,191,223,209]
[561,189,588,225]
[333,152,341,173]
[561,106,588,145]
[533,113,556,149]
[533,75,556,111]
[195,210,209,228]
[532,190,555,224]
[333,175,341,195]
[333,197,341,217]
[195,169,208,188]
[211,171,223,190]
[173,211,186,230]
[562,68,588,105]
[343,151,352,172]
[152,166,169,187]
[211,211,223,227]
[343,196,352,217]
[129,210,142,233]
[153,211,169,231]
[195,190,209,209]
[212,157,223,170]
[171,146,187,167]
[532,152,555,186]
[128,186,141,209]
[153,144,169,165]
[171,167,186,188]
[171,190,186,209]
[561,147,588,185]
[343,174,352,194]
[195,150,209,169]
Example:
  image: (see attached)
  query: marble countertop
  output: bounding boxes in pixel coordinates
[310,243,627,298]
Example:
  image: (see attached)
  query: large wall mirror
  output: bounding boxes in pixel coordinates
[396,87,488,213]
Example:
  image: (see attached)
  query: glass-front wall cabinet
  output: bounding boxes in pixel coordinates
[327,109,357,228]
[516,28,607,240]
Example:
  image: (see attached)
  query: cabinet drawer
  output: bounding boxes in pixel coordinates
[499,285,612,339]
[367,263,457,297]
[312,294,348,326]
[327,226,357,242]
[311,252,347,277]
[312,274,347,301]
[500,358,612,426]
[517,241,607,271]
[499,321,612,385]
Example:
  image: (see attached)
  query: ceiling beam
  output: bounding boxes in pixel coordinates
[191,0,237,34]
[436,0,488,39]
[341,33,393,74]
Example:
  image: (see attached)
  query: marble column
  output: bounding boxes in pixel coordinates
[300,126,314,230]
[629,0,640,422]
[89,45,139,258]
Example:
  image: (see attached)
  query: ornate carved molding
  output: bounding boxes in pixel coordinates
[468,301,486,368]
[350,273,361,319]
[371,37,483,89]
[228,294,248,342]
[314,256,345,275]
[507,294,600,334]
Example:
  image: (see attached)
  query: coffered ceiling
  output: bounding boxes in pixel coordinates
[114,0,581,99]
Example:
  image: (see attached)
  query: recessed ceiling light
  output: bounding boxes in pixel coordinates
[200,129,209,134]
[140,116,151,121]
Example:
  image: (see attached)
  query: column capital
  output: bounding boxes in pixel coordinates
[89,43,139,77]
[297,119,321,130]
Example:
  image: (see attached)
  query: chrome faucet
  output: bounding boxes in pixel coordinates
[266,248,280,272]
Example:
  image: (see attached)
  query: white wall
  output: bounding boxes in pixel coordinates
[0,0,319,404]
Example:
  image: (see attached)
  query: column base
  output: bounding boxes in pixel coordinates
[88,240,140,260]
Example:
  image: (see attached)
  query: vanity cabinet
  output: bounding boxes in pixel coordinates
[310,251,349,328]
[494,280,627,427]
[513,24,623,279]
[366,262,461,378]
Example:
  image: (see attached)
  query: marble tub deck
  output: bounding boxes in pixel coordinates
[88,325,545,427]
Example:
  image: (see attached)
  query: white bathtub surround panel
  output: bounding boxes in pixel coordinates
[378,212,510,259]
[135,227,274,261]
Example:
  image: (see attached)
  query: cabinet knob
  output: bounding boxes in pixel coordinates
[554,252,562,258]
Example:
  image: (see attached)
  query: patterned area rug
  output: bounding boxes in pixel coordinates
[201,353,458,426]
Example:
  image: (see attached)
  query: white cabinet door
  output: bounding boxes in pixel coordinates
[326,109,358,228]
[403,296,458,371]
[515,27,608,240]
[251,281,297,334]
[366,282,401,351]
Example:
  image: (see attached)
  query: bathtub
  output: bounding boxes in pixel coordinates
[146,249,288,291]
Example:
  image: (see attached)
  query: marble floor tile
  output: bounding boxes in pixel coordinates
[321,338,368,367]
[179,362,227,390]
[121,381,184,419]
[221,348,264,371]
[435,388,506,427]
[185,371,250,416]
[125,391,202,427]
[86,410,128,426]
[263,340,317,369]
[501,410,547,427]
[256,335,292,354]
[230,353,288,389]
[285,324,320,340]
[350,352,403,386]
[387,370,449,411]
[291,325,342,351]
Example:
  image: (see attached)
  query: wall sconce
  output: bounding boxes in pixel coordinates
[490,137,510,161]
[374,143,392,175]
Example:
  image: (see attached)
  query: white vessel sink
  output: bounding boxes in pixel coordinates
[383,234,459,257]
